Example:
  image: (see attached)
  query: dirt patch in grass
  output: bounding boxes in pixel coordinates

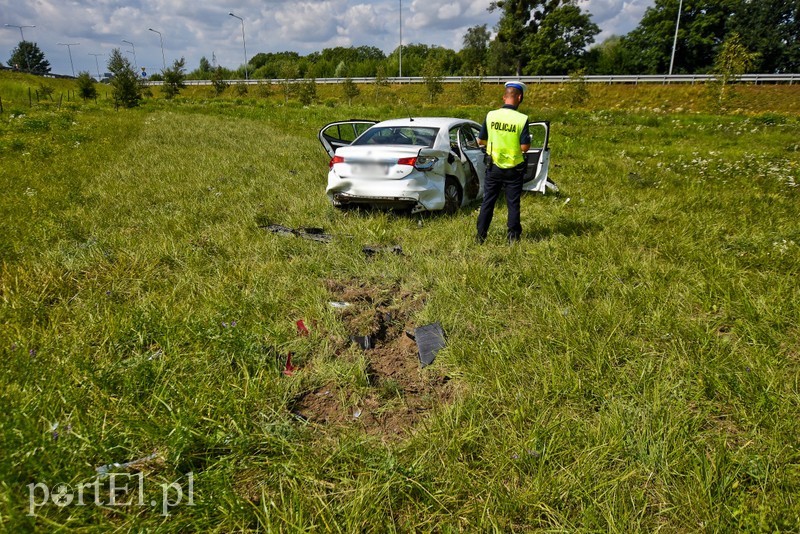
[292,279,454,440]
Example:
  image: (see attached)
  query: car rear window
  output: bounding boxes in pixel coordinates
[353,127,439,148]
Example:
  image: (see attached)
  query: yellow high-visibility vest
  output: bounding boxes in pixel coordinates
[486,108,528,169]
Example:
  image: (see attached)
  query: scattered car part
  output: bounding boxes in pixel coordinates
[350,335,373,350]
[362,245,403,257]
[407,323,446,368]
[261,224,334,243]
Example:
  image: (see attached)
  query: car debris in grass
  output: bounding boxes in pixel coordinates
[407,323,446,368]
[261,224,334,243]
[362,244,403,256]
[350,335,374,350]
[96,452,159,478]
[296,319,309,336]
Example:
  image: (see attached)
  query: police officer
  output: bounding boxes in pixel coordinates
[476,81,531,244]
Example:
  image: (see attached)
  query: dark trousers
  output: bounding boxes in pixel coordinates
[476,164,524,241]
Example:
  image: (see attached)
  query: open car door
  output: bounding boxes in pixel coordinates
[318,120,378,158]
[522,121,558,193]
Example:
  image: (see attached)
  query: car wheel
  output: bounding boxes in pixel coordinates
[443,176,462,214]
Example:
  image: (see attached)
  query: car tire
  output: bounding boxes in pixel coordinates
[443,176,462,215]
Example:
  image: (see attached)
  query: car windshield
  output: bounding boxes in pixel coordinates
[353,126,439,148]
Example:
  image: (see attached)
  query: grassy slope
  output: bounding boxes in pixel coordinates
[1,73,799,531]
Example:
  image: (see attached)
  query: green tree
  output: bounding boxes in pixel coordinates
[487,39,514,76]
[460,77,483,104]
[341,78,359,105]
[564,68,589,104]
[374,64,390,102]
[490,0,597,75]
[460,25,491,75]
[7,41,51,74]
[334,60,347,78]
[298,77,317,105]
[211,66,229,96]
[107,48,142,108]
[161,57,187,99]
[709,32,759,109]
[585,35,639,74]
[280,62,299,103]
[523,3,599,74]
[76,71,97,100]
[198,56,212,75]
[728,0,800,73]
[621,0,737,74]
[422,61,444,103]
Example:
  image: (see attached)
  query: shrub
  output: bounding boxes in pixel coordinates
[298,78,317,105]
[76,71,97,100]
[422,61,444,104]
[460,77,482,104]
[256,81,272,98]
[211,67,229,97]
[161,58,187,100]
[565,69,589,105]
[108,48,142,108]
[341,78,359,105]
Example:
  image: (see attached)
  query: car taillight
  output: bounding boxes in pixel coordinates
[397,157,416,166]
[329,155,345,168]
[413,155,438,171]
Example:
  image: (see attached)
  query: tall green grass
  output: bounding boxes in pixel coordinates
[1,73,798,531]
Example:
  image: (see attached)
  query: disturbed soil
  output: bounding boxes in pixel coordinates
[291,278,454,440]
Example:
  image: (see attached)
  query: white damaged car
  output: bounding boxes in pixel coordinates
[318,117,555,214]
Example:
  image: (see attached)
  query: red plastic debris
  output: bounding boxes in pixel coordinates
[296,319,309,337]
[283,352,297,376]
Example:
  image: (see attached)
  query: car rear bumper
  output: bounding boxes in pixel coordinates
[326,172,445,212]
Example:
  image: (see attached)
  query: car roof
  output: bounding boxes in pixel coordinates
[373,117,480,129]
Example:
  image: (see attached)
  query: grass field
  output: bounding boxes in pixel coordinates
[1,73,799,531]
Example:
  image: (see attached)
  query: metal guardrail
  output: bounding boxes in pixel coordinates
[150,73,799,87]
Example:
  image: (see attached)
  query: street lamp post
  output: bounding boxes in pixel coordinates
[669,0,684,76]
[58,42,79,77]
[89,53,103,80]
[148,28,166,71]
[228,12,248,80]
[122,39,137,70]
[4,24,36,72]
[399,0,403,78]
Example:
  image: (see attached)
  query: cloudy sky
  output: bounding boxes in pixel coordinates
[1,0,654,77]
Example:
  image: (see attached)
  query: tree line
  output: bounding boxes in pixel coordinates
[7,0,799,79]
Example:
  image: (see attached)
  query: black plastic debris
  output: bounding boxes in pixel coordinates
[410,323,446,368]
[362,245,403,257]
[350,335,373,350]
[261,224,333,243]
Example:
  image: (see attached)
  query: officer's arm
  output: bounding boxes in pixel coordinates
[477,120,488,146]
[519,122,531,153]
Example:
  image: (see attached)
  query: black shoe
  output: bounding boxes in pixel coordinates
[476,234,486,245]
[508,233,520,244]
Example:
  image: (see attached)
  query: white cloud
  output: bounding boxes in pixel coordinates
[0,0,653,75]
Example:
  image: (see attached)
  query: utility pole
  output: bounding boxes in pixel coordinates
[89,53,103,80]
[398,0,403,78]
[58,42,79,77]
[122,39,137,70]
[228,13,248,80]
[669,0,684,76]
[149,28,166,71]
[4,24,36,72]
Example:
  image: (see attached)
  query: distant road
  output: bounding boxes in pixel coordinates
[150,74,800,86]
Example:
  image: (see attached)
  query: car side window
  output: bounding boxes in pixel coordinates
[460,126,479,150]
[448,128,460,153]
